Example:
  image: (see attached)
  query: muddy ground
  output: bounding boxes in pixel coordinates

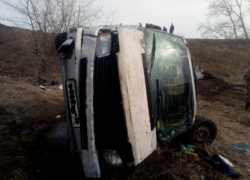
[0,72,250,180]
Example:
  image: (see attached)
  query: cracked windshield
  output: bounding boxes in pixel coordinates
[144,29,194,142]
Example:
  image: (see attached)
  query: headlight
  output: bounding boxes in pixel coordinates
[103,150,124,168]
[96,32,111,57]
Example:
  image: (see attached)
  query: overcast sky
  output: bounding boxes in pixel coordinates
[98,0,210,38]
[1,0,249,38]
[0,0,210,39]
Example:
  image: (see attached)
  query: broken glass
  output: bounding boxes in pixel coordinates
[143,29,194,142]
[230,142,250,156]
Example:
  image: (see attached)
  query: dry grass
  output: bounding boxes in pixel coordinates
[187,39,250,180]
[0,24,61,83]
[197,97,250,179]
[187,39,250,85]
[0,76,64,123]
[0,75,66,180]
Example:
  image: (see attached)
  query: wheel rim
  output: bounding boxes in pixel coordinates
[193,126,210,142]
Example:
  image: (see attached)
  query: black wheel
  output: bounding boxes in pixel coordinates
[188,115,217,146]
[55,32,67,51]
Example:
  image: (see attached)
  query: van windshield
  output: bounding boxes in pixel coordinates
[143,29,194,141]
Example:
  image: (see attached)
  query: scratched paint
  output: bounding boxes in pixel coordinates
[117,28,157,165]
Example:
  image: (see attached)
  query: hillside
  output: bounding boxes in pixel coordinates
[0,24,250,180]
[188,39,250,85]
[0,24,60,82]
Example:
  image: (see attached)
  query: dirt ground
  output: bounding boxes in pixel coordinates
[0,71,250,180]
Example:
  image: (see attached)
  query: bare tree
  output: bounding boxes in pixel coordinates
[208,0,239,39]
[0,0,113,81]
[198,20,237,39]
[198,0,249,39]
[0,0,103,54]
[231,0,249,38]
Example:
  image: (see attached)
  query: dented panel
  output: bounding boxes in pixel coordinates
[81,35,100,178]
[57,25,198,179]
[117,28,157,165]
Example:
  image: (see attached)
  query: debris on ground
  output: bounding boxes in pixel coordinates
[219,155,234,167]
[56,115,61,118]
[230,142,250,156]
[181,144,196,153]
[34,125,48,132]
[59,84,63,89]
[39,85,53,91]
[43,82,49,87]
[184,151,198,158]
[195,147,211,157]
[39,85,48,90]
[194,66,205,79]
[205,155,239,179]
[200,174,205,180]
[51,80,59,86]
[37,76,47,84]
[20,129,31,135]
[181,144,240,179]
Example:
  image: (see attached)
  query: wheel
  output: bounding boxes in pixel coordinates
[188,115,217,146]
[55,32,67,51]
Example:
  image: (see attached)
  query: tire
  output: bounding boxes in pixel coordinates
[188,115,217,147]
[55,32,67,51]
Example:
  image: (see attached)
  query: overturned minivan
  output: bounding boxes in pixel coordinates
[55,24,217,178]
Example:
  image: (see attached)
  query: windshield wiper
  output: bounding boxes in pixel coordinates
[156,79,161,121]
[149,33,156,76]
